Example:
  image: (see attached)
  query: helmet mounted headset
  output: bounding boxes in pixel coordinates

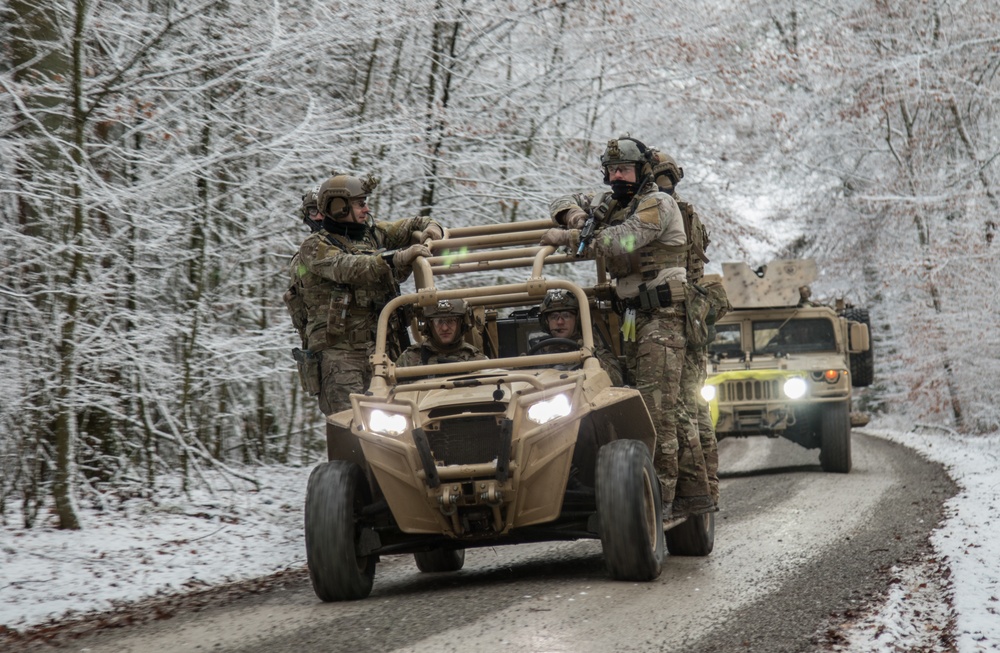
[600,136,654,202]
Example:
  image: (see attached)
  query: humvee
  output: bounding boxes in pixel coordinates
[703,259,874,473]
[304,219,714,601]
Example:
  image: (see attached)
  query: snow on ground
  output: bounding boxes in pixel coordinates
[1,423,998,651]
[0,464,311,632]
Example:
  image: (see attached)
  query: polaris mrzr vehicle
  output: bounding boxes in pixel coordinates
[702,259,874,473]
[304,219,714,602]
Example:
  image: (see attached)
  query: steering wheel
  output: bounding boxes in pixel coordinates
[527,337,580,355]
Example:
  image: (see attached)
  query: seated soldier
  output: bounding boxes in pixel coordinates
[396,298,487,368]
[531,289,623,386]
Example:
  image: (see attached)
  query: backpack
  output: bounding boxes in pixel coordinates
[283,253,309,346]
[675,197,710,283]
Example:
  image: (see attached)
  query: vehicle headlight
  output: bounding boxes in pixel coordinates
[369,409,408,436]
[526,393,572,425]
[700,384,717,402]
[783,377,808,399]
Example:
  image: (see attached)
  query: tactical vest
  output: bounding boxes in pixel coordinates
[602,192,688,281]
[295,227,403,354]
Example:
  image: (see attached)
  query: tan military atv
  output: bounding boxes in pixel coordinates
[304,220,714,602]
[703,259,874,473]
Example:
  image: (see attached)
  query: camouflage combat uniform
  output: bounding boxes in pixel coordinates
[532,337,624,387]
[549,180,710,507]
[293,216,439,415]
[670,190,721,504]
[396,340,487,368]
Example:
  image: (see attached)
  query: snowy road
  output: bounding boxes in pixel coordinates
[17,431,954,653]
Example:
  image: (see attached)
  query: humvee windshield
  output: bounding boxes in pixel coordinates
[709,323,743,359]
[753,318,836,354]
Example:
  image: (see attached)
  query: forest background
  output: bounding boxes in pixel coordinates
[1,0,998,530]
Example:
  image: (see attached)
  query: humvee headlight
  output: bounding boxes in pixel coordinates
[700,385,717,402]
[527,393,572,424]
[783,377,808,399]
[823,369,841,383]
[369,409,408,436]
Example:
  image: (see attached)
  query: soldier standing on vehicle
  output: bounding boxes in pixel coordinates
[298,186,323,233]
[396,298,487,368]
[540,136,713,521]
[285,172,442,416]
[532,289,623,386]
[651,152,730,510]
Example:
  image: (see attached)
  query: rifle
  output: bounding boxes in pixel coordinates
[576,208,597,257]
[575,196,618,257]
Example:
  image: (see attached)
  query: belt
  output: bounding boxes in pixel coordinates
[621,283,681,312]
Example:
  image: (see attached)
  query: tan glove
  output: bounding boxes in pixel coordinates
[422,223,443,241]
[562,207,588,230]
[539,228,572,247]
[393,244,432,268]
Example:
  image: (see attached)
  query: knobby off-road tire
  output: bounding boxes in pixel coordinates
[305,461,376,601]
[819,401,852,473]
[843,307,875,387]
[414,548,466,573]
[666,512,716,556]
[596,439,665,581]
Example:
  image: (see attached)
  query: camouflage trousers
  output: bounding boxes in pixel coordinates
[318,348,371,416]
[680,347,718,503]
[627,307,709,505]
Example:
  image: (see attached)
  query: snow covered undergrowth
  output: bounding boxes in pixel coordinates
[1,464,311,632]
[2,424,998,651]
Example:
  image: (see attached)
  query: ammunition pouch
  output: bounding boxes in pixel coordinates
[621,280,686,312]
[684,284,713,350]
[292,348,322,396]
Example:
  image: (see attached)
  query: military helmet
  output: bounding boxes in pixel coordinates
[537,289,579,330]
[299,186,320,223]
[317,173,378,219]
[650,151,684,189]
[600,136,653,184]
[421,298,470,338]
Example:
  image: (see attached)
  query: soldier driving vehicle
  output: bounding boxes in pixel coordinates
[530,289,623,386]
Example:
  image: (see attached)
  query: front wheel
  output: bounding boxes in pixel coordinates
[596,439,665,581]
[414,548,466,573]
[305,461,376,601]
[666,512,715,556]
[819,401,852,473]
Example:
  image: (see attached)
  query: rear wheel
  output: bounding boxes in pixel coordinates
[666,512,715,556]
[414,548,466,573]
[596,439,665,581]
[819,401,852,473]
[305,461,376,601]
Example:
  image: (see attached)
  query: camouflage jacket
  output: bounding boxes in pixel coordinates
[396,340,487,368]
[292,216,439,353]
[531,337,624,387]
[549,182,687,298]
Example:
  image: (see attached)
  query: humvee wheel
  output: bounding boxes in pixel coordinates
[819,401,852,473]
[305,461,376,601]
[666,512,715,556]
[596,439,665,581]
[414,548,466,573]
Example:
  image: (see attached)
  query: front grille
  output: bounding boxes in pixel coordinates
[719,379,780,402]
[425,416,505,466]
